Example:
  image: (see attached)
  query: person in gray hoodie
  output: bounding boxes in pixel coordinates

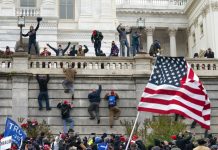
[117,23,132,57]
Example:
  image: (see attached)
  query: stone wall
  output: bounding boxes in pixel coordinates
[0,54,218,136]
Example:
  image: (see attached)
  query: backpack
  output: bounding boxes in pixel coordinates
[97,143,108,150]
[108,95,116,107]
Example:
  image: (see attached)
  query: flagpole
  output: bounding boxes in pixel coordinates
[125,111,140,150]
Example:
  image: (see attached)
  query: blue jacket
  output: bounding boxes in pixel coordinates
[88,85,102,103]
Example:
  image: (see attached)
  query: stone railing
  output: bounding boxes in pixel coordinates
[1,55,218,76]
[16,7,40,16]
[187,58,218,71]
[116,0,188,8]
[0,57,13,69]
[29,56,135,70]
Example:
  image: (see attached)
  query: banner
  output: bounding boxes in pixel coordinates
[4,118,26,147]
[0,136,12,150]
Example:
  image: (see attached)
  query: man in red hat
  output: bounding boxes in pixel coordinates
[57,100,74,133]
[91,30,104,56]
[104,90,121,128]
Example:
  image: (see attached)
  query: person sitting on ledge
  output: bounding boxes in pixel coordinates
[47,42,71,56]
[69,45,89,56]
[110,41,119,56]
[204,48,214,58]
[40,47,51,56]
[4,46,14,56]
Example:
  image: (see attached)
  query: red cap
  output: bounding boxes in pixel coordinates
[63,100,69,104]
[92,30,97,36]
[171,135,177,140]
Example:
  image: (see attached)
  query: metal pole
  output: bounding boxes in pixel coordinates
[125,111,140,150]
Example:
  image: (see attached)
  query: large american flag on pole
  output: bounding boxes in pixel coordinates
[138,56,211,129]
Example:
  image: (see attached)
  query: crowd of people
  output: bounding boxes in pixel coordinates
[1,128,217,150]
[0,17,163,57]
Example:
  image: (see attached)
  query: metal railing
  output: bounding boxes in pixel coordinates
[16,7,40,16]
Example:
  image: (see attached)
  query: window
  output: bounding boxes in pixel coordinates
[59,0,74,19]
[20,0,36,7]
[200,23,204,35]
[192,33,196,45]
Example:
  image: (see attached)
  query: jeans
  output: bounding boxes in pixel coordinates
[94,41,101,56]
[63,117,74,133]
[109,106,121,126]
[120,39,130,57]
[28,40,38,55]
[132,44,139,56]
[62,80,74,93]
[38,91,50,109]
[88,102,100,120]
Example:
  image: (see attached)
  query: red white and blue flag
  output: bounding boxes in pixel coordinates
[138,56,210,129]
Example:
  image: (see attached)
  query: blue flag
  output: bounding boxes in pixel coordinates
[4,118,27,147]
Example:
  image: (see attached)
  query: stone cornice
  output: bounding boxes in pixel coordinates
[116,8,185,15]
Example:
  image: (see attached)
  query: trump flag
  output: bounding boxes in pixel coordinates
[4,118,26,147]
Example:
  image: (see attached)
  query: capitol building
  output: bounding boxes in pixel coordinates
[0,0,217,57]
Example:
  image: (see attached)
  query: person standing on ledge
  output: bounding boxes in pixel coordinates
[36,74,51,111]
[22,17,42,55]
[88,85,102,124]
[91,30,104,56]
[117,23,132,57]
[47,42,71,56]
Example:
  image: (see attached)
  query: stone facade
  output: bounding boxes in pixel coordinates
[1,53,218,135]
[0,0,217,57]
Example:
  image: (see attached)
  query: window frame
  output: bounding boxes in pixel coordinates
[59,0,75,20]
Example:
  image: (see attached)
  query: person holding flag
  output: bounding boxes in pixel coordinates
[125,56,211,150]
[3,118,27,149]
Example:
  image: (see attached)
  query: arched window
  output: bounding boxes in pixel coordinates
[59,0,75,19]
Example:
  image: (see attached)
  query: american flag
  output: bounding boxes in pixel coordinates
[138,56,210,129]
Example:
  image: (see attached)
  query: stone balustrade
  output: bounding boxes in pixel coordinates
[16,7,40,16]
[187,58,217,71]
[0,55,218,76]
[116,0,188,8]
[0,57,13,69]
[29,56,135,70]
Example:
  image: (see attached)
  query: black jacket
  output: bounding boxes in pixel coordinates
[36,75,49,92]
[91,31,103,43]
[47,42,71,56]
[57,102,72,119]
[22,21,40,42]
[88,85,102,103]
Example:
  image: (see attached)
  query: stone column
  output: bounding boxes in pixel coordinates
[187,28,192,57]
[11,52,29,120]
[146,27,154,53]
[0,0,15,16]
[40,0,57,17]
[169,28,177,57]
